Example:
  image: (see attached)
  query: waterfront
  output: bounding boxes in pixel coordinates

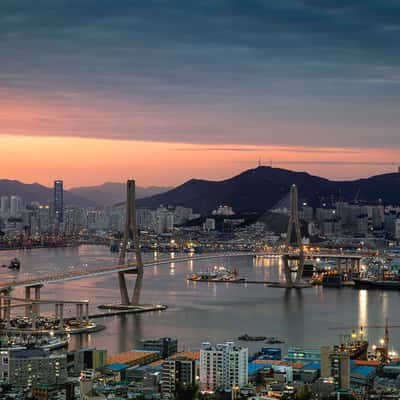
[0,245,399,355]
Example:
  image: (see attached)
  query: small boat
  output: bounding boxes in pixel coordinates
[265,337,285,344]
[238,334,266,342]
[187,266,245,282]
[8,258,20,270]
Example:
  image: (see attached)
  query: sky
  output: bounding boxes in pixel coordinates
[1,0,400,188]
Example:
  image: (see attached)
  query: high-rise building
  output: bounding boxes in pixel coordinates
[10,195,23,217]
[320,346,350,390]
[0,196,10,216]
[161,356,196,396]
[200,342,248,393]
[54,180,64,223]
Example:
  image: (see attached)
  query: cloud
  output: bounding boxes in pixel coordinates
[1,1,400,147]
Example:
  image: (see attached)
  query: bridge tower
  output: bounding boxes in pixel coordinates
[284,184,304,286]
[118,180,144,306]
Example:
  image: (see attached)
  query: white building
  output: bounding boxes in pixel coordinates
[203,218,216,232]
[200,341,248,393]
[212,205,235,216]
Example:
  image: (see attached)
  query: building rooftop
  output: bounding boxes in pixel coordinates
[10,348,48,358]
[170,351,200,361]
[105,363,129,372]
[106,350,159,366]
[351,365,376,377]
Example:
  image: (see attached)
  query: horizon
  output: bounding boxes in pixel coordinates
[2,162,399,191]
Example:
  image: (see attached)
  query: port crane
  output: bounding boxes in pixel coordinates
[330,319,395,362]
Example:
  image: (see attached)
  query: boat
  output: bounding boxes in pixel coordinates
[353,278,400,290]
[238,334,266,342]
[322,272,343,287]
[265,337,285,344]
[187,266,245,283]
[8,258,20,270]
[302,259,317,277]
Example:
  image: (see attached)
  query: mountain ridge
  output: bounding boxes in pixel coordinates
[136,166,400,214]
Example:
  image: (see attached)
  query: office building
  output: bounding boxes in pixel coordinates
[8,348,67,388]
[161,356,196,396]
[138,338,178,359]
[54,180,64,223]
[200,341,248,393]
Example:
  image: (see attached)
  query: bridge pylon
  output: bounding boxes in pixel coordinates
[118,180,144,306]
[284,184,304,286]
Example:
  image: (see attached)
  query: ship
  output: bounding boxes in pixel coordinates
[187,266,245,282]
[322,272,343,287]
[353,278,400,290]
[8,258,20,270]
[238,334,266,342]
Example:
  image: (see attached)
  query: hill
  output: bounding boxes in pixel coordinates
[69,182,171,206]
[137,167,400,214]
[0,180,96,207]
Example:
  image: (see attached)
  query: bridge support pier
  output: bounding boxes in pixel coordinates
[34,285,42,317]
[85,303,89,323]
[0,293,3,321]
[59,304,64,330]
[31,305,37,330]
[5,298,11,329]
[25,287,31,318]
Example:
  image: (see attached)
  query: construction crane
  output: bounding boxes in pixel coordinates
[330,319,394,363]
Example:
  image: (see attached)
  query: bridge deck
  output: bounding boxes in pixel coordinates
[0,251,366,291]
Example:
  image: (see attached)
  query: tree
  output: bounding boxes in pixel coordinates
[174,382,198,400]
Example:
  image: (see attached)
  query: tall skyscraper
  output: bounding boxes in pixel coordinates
[200,341,248,393]
[10,195,23,217]
[0,196,10,215]
[54,180,64,224]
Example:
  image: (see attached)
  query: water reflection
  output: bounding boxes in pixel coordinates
[358,290,368,335]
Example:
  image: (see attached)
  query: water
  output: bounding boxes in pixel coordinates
[0,246,399,356]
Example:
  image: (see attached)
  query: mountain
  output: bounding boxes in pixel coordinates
[69,182,171,206]
[137,166,400,214]
[0,179,96,207]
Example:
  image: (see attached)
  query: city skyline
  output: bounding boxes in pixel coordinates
[2,1,400,186]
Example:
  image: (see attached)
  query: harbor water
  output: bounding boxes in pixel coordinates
[0,245,399,355]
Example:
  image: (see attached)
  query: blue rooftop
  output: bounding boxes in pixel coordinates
[302,361,320,370]
[248,363,270,374]
[351,365,376,377]
[105,363,129,372]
